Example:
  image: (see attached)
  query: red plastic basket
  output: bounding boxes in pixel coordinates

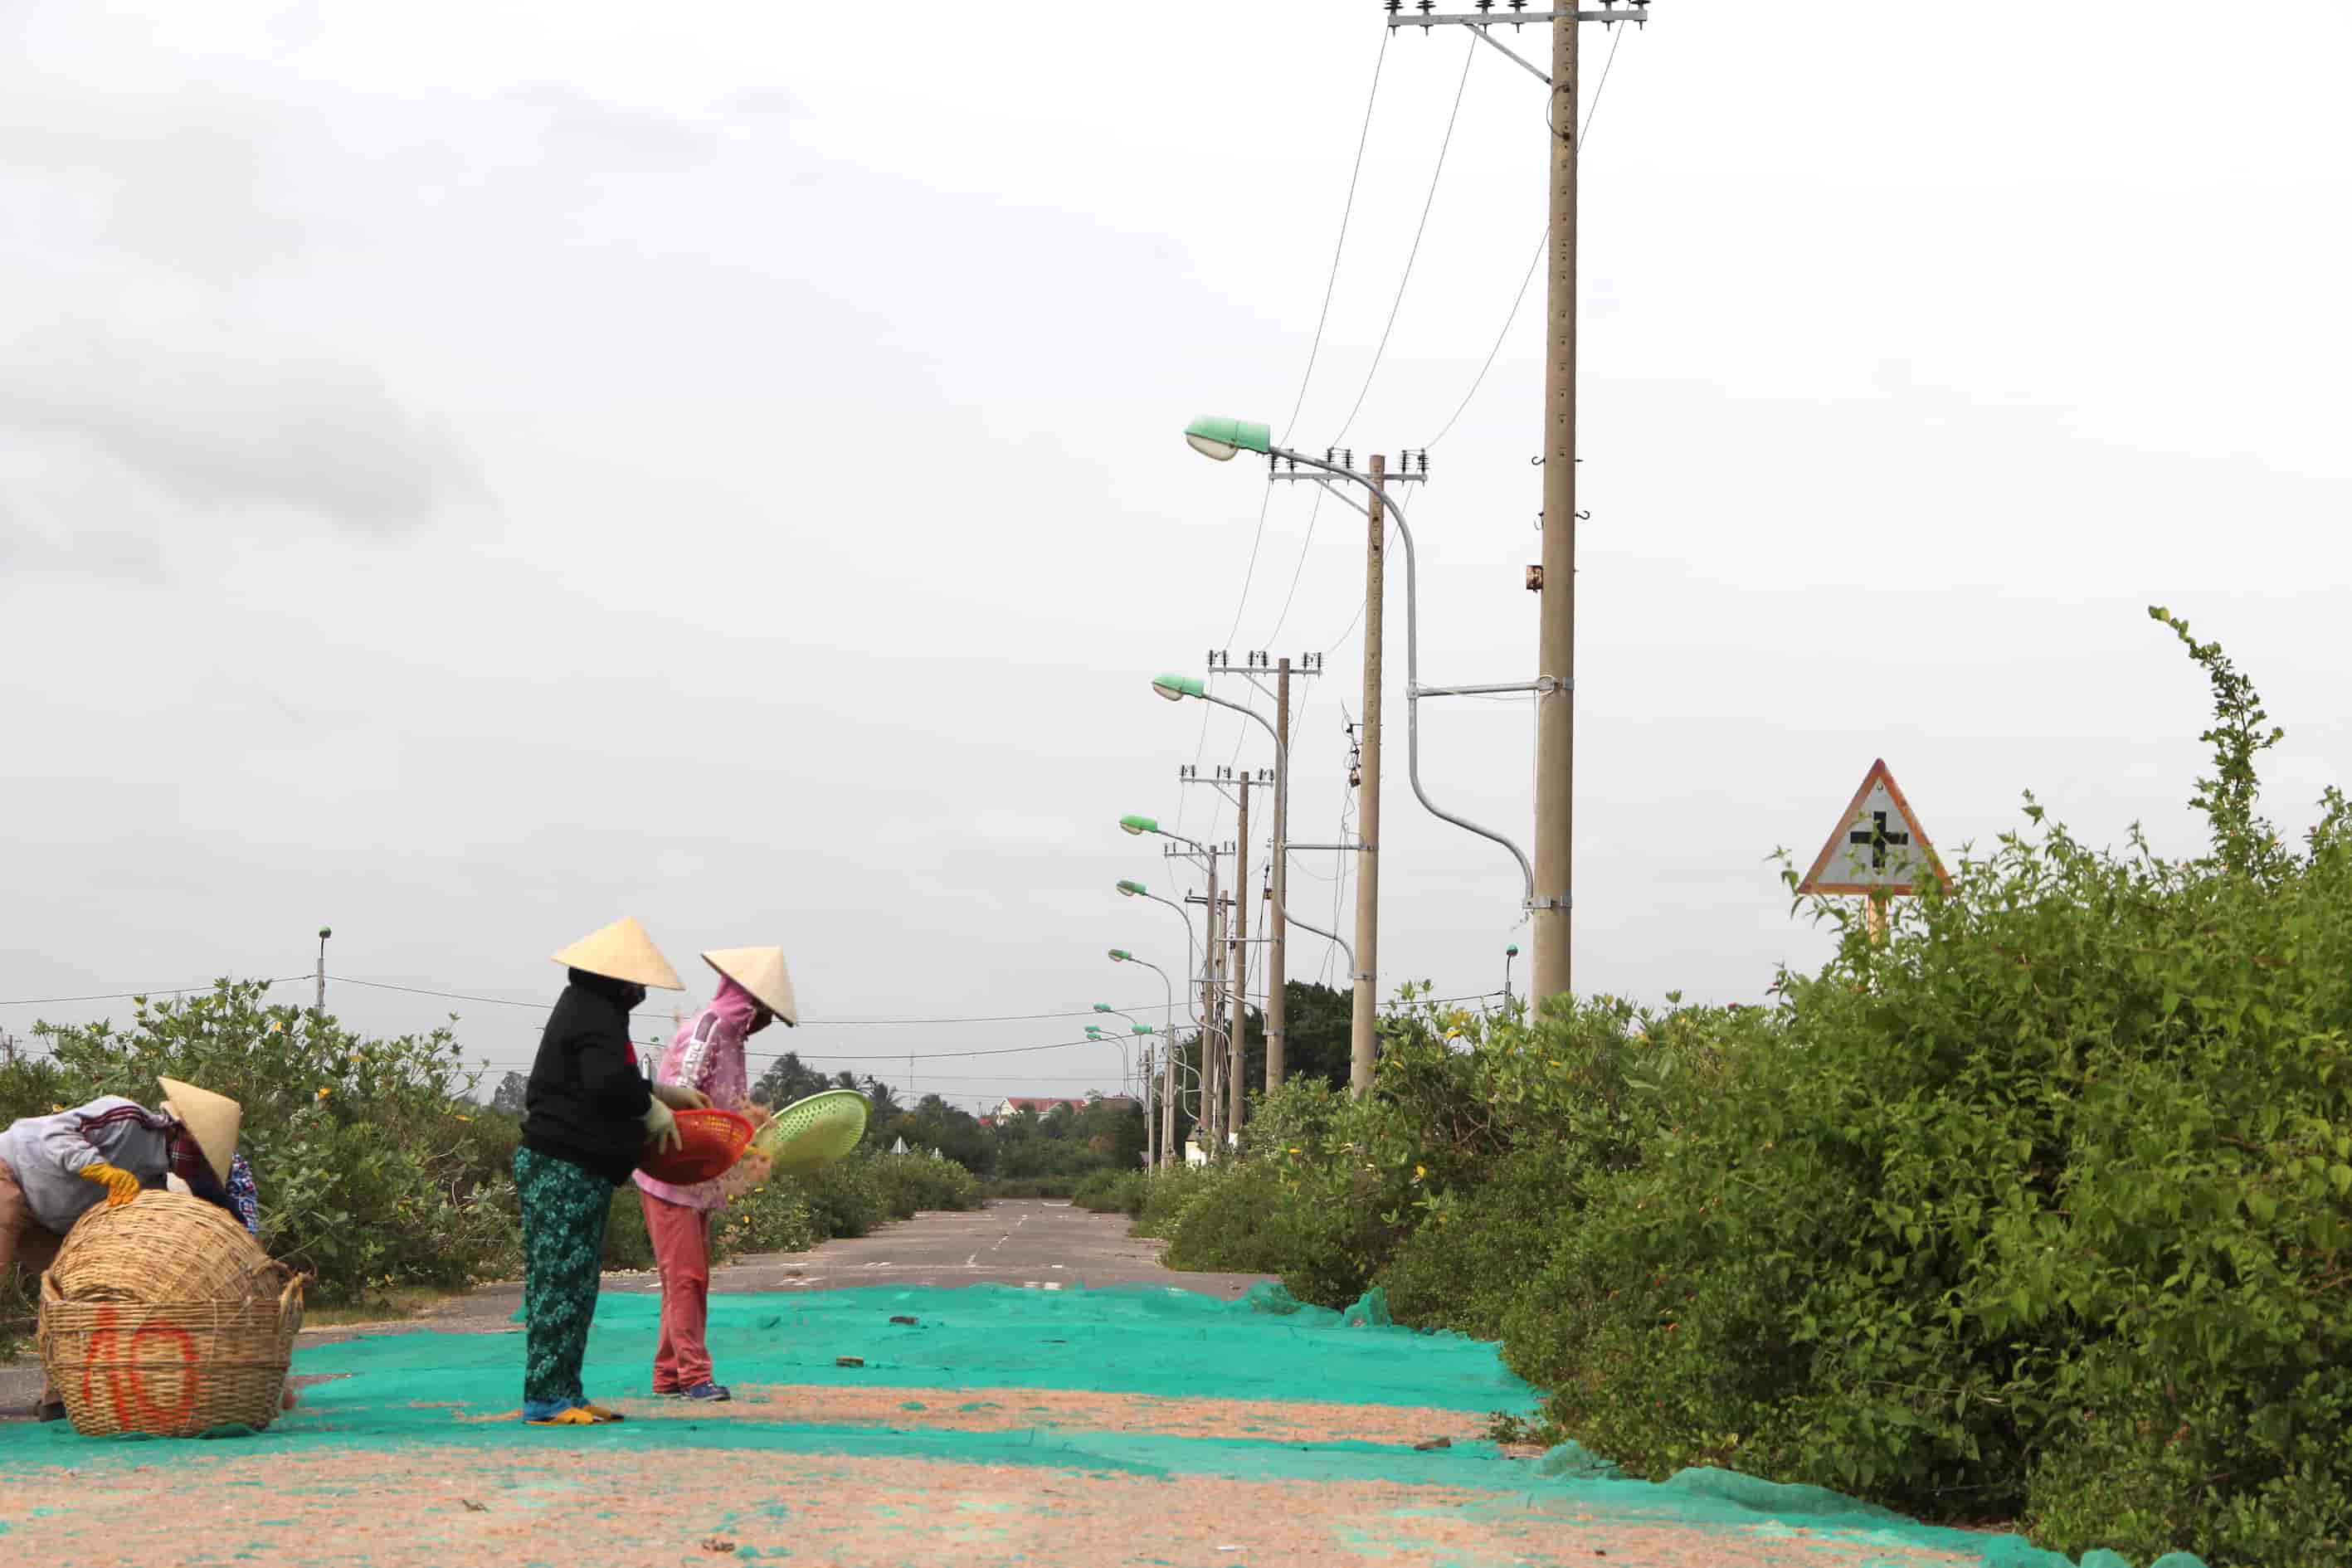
[638,1108,757,1185]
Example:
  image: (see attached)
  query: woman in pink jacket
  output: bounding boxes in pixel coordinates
[633,945,796,1401]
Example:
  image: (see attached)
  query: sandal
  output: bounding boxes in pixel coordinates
[526,1406,601,1427]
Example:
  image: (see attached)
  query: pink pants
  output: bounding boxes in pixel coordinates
[639,1190,714,1392]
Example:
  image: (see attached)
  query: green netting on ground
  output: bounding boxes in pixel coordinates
[0,1283,2203,1567]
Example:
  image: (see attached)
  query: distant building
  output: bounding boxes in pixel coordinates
[991,1095,1139,1119]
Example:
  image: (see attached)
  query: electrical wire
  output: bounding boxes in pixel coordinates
[321,976,1169,1029]
[1580,17,1627,150]
[1423,224,1546,451]
[1206,30,1390,672]
[1327,29,1477,446]
[1,976,309,1007]
[1282,28,1390,447]
[1257,482,1330,650]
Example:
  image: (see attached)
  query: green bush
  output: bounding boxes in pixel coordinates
[789,1153,885,1239]
[714,1179,822,1259]
[1504,611,2352,1564]
[1130,1166,1211,1239]
[1071,1168,1147,1215]
[1156,1160,1293,1275]
[1374,1140,1586,1341]
[869,1153,982,1219]
[1102,611,2352,1563]
[0,1268,32,1366]
[17,984,520,1305]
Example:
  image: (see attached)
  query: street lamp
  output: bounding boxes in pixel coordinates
[1117,874,1223,1168]
[1109,947,1200,1169]
[1085,1023,1137,1101]
[1181,416,1536,906]
[1112,839,1223,1155]
[1182,416,1271,462]
[1146,670,1289,1124]
[1187,413,1552,1093]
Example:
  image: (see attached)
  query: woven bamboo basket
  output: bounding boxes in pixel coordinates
[37,1192,305,1438]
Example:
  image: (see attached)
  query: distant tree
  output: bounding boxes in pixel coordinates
[750,1050,832,1110]
[1238,981,1351,1093]
[490,1070,530,1116]
[861,1077,902,1118]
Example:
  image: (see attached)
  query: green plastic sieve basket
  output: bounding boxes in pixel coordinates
[752,1089,869,1176]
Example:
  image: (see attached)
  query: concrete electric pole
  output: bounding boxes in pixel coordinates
[1384,2,1652,1006]
[1531,3,1581,1006]
[1352,454,1386,1097]
[1265,657,1292,1093]
[1228,772,1249,1142]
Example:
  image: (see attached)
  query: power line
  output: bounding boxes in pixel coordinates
[1327,28,1477,446]
[324,976,1165,1029]
[0,976,308,1008]
[1424,225,1546,450]
[1190,33,1393,830]
[1280,27,1390,447]
[1580,17,1627,149]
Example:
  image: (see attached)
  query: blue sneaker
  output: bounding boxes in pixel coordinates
[678,1382,732,1402]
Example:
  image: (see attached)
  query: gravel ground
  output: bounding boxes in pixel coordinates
[0,1444,1985,1567]
[0,1202,2067,1566]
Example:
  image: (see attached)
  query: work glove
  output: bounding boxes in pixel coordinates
[80,1162,143,1208]
[651,1083,710,1113]
[642,1097,683,1155]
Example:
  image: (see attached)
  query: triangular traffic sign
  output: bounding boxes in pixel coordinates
[1797,759,1948,896]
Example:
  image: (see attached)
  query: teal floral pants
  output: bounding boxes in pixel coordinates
[514,1147,614,1414]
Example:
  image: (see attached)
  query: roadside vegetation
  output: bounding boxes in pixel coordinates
[0,1002,1004,1356]
[1122,611,2352,1567]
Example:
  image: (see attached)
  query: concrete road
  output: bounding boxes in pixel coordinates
[1,1200,1267,1418]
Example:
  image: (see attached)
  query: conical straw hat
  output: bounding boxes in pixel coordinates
[157,1077,241,1186]
[704,947,797,1026]
[553,917,684,991]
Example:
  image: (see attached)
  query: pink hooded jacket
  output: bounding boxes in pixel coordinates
[631,976,757,1211]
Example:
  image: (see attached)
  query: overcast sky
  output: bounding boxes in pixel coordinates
[5,1,2349,1112]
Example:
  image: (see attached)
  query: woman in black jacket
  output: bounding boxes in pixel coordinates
[514,917,702,1426]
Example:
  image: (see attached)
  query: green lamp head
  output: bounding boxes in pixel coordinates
[1116,879,1146,897]
[1108,948,1132,963]
[1183,416,1273,462]
[1119,814,1157,837]
[1132,1024,1154,1036]
[1093,1002,1114,1014]
[1151,673,1205,703]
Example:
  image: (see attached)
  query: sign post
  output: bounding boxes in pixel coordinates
[1796,760,1948,941]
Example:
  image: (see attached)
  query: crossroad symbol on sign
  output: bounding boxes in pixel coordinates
[1797,759,1948,896]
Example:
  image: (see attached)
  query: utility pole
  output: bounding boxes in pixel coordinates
[1228,774,1250,1143]
[1381,0,1652,1022]
[1531,2,1580,1006]
[314,926,332,1014]
[1199,847,1221,1161]
[1351,454,1386,1098]
[1162,996,1180,1170]
[1265,657,1291,1093]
